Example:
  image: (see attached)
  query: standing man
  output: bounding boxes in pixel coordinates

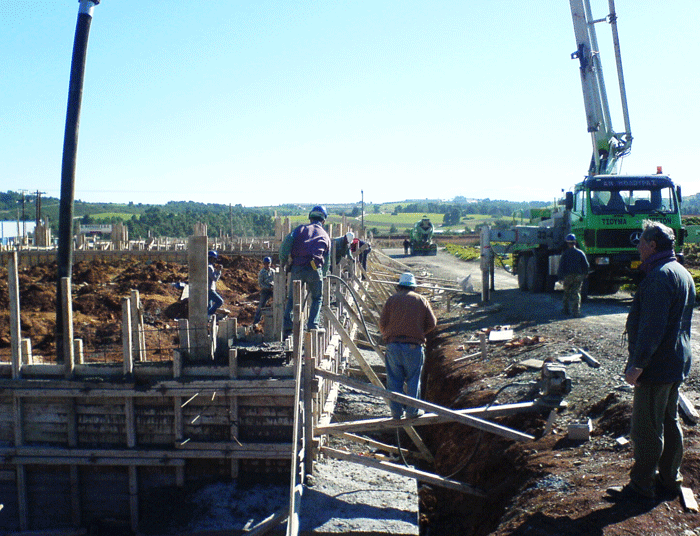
[557,233,589,317]
[253,256,274,326]
[280,206,331,337]
[207,250,224,318]
[379,272,437,419]
[609,221,695,502]
[403,238,411,255]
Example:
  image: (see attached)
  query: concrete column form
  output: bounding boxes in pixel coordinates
[188,235,210,359]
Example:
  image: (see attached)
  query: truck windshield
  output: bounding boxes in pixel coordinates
[589,187,675,215]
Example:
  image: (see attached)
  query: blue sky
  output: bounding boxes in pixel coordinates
[2,1,698,207]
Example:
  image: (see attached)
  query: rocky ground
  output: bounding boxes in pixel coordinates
[386,248,700,536]
[3,248,700,535]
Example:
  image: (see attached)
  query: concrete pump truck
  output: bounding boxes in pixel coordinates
[489,0,684,295]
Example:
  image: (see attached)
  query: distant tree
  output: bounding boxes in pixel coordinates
[443,207,461,226]
[389,224,398,234]
[373,205,381,213]
[392,205,402,215]
[350,206,360,217]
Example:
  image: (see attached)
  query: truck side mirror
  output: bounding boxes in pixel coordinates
[565,192,574,210]
[677,185,682,204]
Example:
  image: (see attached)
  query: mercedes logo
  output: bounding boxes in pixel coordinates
[630,231,642,246]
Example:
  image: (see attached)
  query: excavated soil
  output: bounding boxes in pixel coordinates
[0,255,262,361]
[3,250,700,535]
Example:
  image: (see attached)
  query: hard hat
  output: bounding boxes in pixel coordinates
[565,233,576,243]
[309,205,328,221]
[398,272,417,288]
[208,250,218,258]
[345,232,355,242]
[263,256,272,264]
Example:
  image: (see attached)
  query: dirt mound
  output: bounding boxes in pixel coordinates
[0,255,262,359]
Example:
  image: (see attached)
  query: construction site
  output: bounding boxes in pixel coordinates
[2,213,700,535]
[2,0,700,533]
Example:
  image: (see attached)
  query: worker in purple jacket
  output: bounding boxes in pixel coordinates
[279,206,331,337]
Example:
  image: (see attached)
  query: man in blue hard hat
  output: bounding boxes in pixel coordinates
[280,206,331,337]
[557,233,589,317]
[207,250,224,318]
[253,256,275,326]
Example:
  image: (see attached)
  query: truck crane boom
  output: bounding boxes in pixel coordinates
[484,0,685,299]
[570,0,632,176]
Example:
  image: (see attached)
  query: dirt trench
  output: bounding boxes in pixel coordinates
[391,249,700,536]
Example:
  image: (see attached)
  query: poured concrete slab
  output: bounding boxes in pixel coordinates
[299,456,419,535]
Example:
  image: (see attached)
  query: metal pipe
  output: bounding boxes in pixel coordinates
[56,0,100,361]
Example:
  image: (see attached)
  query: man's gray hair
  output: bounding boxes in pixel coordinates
[641,219,675,251]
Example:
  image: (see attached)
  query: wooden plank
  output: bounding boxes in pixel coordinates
[322,447,485,497]
[287,283,305,536]
[679,392,699,423]
[60,277,75,378]
[578,347,601,368]
[8,251,21,379]
[122,298,133,376]
[315,368,534,442]
[316,402,539,435]
[681,486,699,512]
[338,432,414,459]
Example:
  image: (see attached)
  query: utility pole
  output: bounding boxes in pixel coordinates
[19,189,27,243]
[361,190,364,235]
[56,0,100,362]
[35,190,45,226]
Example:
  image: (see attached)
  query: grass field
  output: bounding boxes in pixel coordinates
[89,212,135,220]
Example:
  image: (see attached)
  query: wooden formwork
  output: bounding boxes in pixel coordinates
[0,251,351,534]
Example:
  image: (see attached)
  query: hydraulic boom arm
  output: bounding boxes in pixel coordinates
[570,0,632,176]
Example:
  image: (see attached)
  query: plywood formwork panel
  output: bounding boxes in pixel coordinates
[26,466,73,530]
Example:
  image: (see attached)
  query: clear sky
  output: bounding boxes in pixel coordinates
[2,1,698,207]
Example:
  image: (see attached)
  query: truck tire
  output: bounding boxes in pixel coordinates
[517,255,529,291]
[545,274,557,293]
[527,255,545,293]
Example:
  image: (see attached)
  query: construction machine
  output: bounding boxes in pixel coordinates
[410,216,438,256]
[489,0,684,295]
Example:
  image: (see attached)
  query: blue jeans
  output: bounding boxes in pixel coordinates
[283,265,323,333]
[208,289,224,316]
[385,342,425,418]
[253,288,273,324]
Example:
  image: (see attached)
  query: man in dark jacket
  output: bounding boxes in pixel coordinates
[610,221,695,502]
[280,206,331,337]
[557,233,589,317]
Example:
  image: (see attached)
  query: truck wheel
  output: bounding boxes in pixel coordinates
[545,274,557,293]
[517,255,529,291]
[527,255,545,293]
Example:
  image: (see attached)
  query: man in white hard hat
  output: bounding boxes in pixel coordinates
[379,272,437,419]
[332,231,355,268]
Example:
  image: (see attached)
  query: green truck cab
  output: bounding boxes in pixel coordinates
[567,174,684,293]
